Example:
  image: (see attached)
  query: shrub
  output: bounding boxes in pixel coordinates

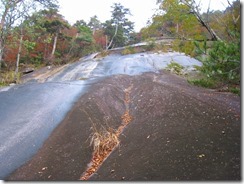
[143,38,156,51]
[194,37,240,85]
[229,87,240,96]
[121,46,136,55]
[166,61,184,75]
[0,71,21,86]
[188,78,215,88]
[172,40,196,57]
[95,50,109,59]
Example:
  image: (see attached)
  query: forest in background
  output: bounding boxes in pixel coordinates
[0,0,241,92]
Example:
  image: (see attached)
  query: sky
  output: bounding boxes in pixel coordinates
[58,0,236,32]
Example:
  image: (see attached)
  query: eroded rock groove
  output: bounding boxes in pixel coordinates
[80,84,133,180]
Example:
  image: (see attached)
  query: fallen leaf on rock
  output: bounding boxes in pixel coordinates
[42,167,47,171]
[198,154,205,158]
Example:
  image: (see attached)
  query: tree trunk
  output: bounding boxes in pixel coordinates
[106,23,118,50]
[194,12,220,41]
[0,40,4,70]
[50,33,58,59]
[68,33,78,56]
[176,23,179,34]
[0,5,9,70]
[105,35,108,49]
[15,28,23,81]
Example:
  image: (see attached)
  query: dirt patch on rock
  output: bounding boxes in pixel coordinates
[20,65,68,83]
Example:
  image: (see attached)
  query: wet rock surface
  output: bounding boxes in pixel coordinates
[7,71,240,181]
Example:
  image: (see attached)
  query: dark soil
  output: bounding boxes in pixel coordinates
[6,71,241,181]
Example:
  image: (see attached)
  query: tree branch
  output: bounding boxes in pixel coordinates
[180,0,221,41]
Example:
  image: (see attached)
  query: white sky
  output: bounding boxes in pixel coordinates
[58,0,238,32]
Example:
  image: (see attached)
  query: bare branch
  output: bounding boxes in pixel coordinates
[180,0,221,41]
[206,0,211,23]
[226,0,232,7]
[226,0,240,26]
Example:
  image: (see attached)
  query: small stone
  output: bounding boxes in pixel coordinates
[110,170,115,174]
[122,177,125,180]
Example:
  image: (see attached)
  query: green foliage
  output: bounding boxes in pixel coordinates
[207,1,240,41]
[165,61,184,75]
[121,46,136,55]
[23,40,36,51]
[229,87,240,96]
[194,37,240,84]
[88,16,102,32]
[188,78,215,88]
[103,3,134,48]
[76,24,93,43]
[172,40,196,57]
[140,15,165,40]
[152,0,205,39]
[81,46,96,56]
[143,39,156,51]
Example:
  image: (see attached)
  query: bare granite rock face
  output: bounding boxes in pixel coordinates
[7,71,240,181]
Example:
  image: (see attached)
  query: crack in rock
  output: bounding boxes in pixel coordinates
[80,85,133,180]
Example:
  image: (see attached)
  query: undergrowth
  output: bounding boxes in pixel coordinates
[0,71,21,86]
[121,46,136,55]
[165,61,184,75]
[187,78,215,88]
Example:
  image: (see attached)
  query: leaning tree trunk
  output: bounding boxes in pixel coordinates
[106,23,118,50]
[180,0,221,41]
[194,12,221,41]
